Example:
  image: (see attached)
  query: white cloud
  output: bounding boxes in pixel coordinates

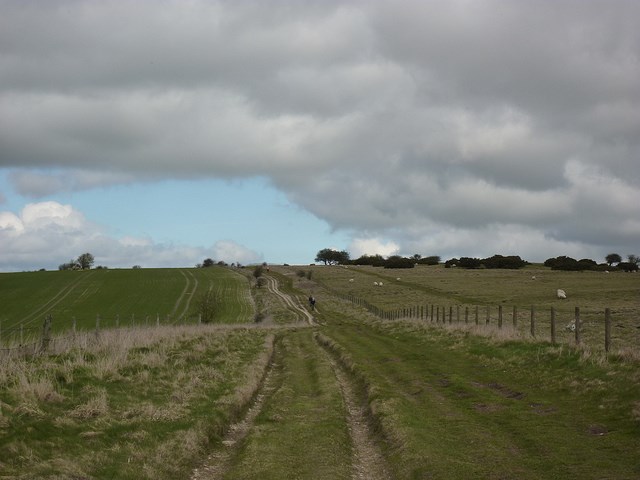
[0,211,23,234]
[20,201,86,231]
[212,240,262,266]
[0,201,261,271]
[349,238,399,259]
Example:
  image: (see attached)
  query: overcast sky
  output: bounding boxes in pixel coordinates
[1,0,639,271]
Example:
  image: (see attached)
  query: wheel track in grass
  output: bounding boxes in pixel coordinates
[316,333,393,480]
[191,277,393,479]
[264,274,315,325]
[191,337,279,480]
[171,269,198,322]
[18,270,97,327]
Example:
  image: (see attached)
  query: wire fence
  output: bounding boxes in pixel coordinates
[0,312,204,358]
[332,290,638,354]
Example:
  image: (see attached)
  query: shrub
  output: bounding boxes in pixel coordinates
[417,256,441,265]
[481,255,528,269]
[351,254,386,267]
[545,256,597,271]
[384,256,416,269]
[458,257,483,269]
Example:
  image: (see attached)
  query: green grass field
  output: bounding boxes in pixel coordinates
[0,267,254,343]
[309,264,640,353]
[0,264,638,479]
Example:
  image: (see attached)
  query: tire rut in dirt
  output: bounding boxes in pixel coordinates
[190,344,279,480]
[316,335,393,480]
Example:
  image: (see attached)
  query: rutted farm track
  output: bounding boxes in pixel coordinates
[192,276,391,480]
[264,274,315,324]
[189,270,640,480]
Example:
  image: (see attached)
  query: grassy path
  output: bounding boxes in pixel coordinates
[318,333,392,480]
[264,274,315,324]
[194,330,352,479]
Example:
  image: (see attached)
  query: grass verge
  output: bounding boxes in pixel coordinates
[319,312,640,479]
[0,324,273,479]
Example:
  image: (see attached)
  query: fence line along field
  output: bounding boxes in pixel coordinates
[309,264,640,353]
[0,267,254,340]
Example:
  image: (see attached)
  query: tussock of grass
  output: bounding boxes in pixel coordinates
[69,387,109,419]
[12,374,65,404]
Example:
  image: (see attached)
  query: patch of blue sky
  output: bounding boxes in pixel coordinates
[0,170,349,265]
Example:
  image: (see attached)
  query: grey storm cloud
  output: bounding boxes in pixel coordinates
[1,0,639,262]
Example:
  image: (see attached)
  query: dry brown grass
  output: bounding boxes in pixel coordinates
[12,374,65,404]
[0,322,276,479]
[69,387,109,419]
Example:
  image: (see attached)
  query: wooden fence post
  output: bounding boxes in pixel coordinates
[457,305,460,323]
[551,307,556,344]
[498,305,503,328]
[530,305,535,337]
[431,305,434,323]
[513,306,518,328]
[40,315,52,353]
[574,307,581,345]
[486,306,490,325]
[605,308,611,353]
[475,306,479,325]
[465,306,469,324]
[449,306,453,324]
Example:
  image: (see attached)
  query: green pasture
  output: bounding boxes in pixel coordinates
[318,313,640,479]
[308,264,640,352]
[0,267,255,338]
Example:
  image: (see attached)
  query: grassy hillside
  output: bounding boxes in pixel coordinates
[1,264,638,479]
[308,264,640,353]
[0,267,255,338]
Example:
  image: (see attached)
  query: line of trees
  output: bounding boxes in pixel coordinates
[314,248,639,272]
[544,254,639,272]
[445,255,528,269]
[314,249,441,269]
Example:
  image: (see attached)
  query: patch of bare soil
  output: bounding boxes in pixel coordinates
[587,424,610,436]
[473,403,504,413]
[190,356,278,480]
[322,349,393,480]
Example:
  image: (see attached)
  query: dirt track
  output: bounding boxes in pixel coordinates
[264,274,315,325]
[191,274,391,479]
